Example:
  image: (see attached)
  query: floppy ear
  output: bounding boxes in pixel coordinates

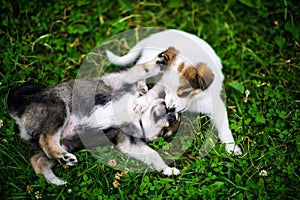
[195,62,214,90]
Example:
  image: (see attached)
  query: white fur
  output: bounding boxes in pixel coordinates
[106,29,242,155]
[81,54,166,131]
[81,88,181,175]
[43,167,66,186]
[101,57,163,91]
[82,92,140,130]
[117,135,180,175]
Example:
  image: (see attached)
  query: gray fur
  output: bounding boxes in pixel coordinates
[7,48,181,185]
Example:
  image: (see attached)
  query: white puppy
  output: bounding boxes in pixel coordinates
[106,29,242,155]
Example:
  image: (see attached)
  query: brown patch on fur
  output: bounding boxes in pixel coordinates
[39,132,67,159]
[181,66,200,89]
[143,65,149,72]
[177,62,185,72]
[164,47,178,68]
[30,153,54,174]
[180,63,214,91]
[157,47,179,69]
[140,63,149,72]
[177,85,194,98]
[196,62,214,90]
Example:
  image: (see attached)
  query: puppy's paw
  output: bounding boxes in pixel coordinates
[58,153,78,166]
[137,80,148,95]
[134,96,150,113]
[49,178,66,186]
[44,170,66,186]
[162,167,180,176]
[225,144,242,155]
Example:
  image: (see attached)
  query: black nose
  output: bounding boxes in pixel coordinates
[167,113,176,126]
[167,106,175,113]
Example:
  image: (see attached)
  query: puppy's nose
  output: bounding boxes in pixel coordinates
[167,106,175,113]
[167,113,177,126]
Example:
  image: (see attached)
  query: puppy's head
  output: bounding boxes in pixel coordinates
[140,99,181,142]
[164,60,215,112]
[156,47,179,71]
[140,47,179,75]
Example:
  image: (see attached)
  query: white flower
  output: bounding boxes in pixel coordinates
[259,169,268,176]
[245,90,250,98]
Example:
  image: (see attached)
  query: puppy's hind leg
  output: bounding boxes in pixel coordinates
[39,129,77,166]
[30,152,65,185]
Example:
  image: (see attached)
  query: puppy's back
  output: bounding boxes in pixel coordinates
[7,83,46,117]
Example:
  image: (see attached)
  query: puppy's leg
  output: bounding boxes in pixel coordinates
[39,130,77,166]
[118,137,180,176]
[30,152,65,185]
[212,97,242,155]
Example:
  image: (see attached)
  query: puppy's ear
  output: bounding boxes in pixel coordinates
[195,62,214,91]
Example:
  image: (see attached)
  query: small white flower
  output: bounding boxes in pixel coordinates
[244,89,250,103]
[34,191,42,199]
[245,89,250,98]
[259,169,268,176]
[0,119,3,128]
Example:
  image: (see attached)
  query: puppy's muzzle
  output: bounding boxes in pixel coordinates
[166,107,177,126]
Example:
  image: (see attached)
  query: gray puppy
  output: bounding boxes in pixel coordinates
[7,48,181,185]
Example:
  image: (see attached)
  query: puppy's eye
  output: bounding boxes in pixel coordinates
[158,53,165,58]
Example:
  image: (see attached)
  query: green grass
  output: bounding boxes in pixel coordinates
[1,0,299,199]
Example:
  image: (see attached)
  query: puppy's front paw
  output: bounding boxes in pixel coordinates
[137,80,148,95]
[134,96,150,113]
[58,153,78,166]
[162,167,180,176]
[49,177,66,186]
[225,144,242,155]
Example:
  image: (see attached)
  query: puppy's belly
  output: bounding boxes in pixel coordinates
[62,114,79,140]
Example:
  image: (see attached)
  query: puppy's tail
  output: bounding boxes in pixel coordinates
[7,83,46,116]
[105,39,146,66]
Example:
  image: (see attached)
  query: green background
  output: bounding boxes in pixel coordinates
[0,0,299,199]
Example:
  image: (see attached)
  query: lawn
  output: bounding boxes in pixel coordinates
[0,0,299,199]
